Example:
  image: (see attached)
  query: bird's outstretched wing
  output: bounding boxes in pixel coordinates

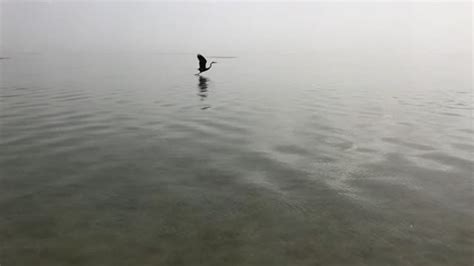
[197,54,207,70]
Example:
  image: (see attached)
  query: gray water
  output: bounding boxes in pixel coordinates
[1,2,473,266]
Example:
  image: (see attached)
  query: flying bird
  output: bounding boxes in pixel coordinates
[196,54,217,75]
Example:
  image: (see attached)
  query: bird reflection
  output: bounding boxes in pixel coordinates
[197,76,211,110]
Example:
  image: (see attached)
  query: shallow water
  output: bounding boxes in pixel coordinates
[1,2,473,265]
[1,50,472,265]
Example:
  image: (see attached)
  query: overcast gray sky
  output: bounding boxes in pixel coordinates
[1,1,471,57]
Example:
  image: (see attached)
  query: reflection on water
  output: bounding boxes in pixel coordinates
[1,51,472,265]
[0,51,472,265]
[1,0,472,263]
[197,75,211,110]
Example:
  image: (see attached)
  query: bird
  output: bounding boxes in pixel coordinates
[195,54,217,75]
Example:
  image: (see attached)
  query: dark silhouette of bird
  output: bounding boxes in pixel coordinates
[195,54,217,75]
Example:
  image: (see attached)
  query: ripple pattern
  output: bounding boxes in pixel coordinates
[0,53,472,266]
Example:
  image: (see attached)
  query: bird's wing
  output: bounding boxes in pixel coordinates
[197,54,207,69]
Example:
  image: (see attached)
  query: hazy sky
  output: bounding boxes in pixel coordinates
[1,1,471,56]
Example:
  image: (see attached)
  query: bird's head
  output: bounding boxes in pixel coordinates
[211,61,217,64]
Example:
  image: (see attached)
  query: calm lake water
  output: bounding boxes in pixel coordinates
[1,2,473,266]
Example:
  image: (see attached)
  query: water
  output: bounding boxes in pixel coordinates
[1,50,472,265]
[1,2,473,266]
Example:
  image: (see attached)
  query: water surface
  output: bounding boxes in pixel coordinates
[0,2,473,266]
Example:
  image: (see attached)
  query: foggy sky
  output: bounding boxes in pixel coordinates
[0,1,471,57]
